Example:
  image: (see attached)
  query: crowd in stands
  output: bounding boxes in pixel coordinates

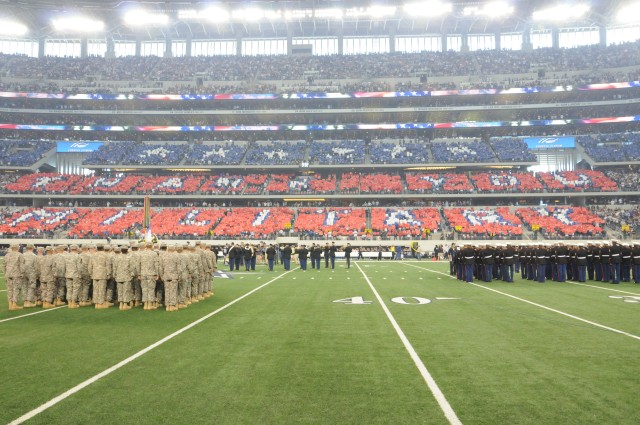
[3,169,636,196]
[489,138,537,162]
[578,132,640,162]
[0,140,54,167]
[369,139,431,164]
[517,206,606,238]
[244,141,307,166]
[0,204,631,240]
[308,140,365,165]
[186,143,247,165]
[431,139,497,163]
[3,41,640,84]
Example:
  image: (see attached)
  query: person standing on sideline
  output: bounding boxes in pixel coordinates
[324,243,330,268]
[21,244,38,308]
[343,243,353,269]
[329,242,337,269]
[266,244,276,271]
[88,243,111,309]
[297,245,309,271]
[282,244,292,270]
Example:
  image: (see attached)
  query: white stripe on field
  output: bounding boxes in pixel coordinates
[404,263,640,342]
[8,269,296,425]
[355,262,463,425]
[566,280,640,296]
[0,289,6,292]
[0,306,66,323]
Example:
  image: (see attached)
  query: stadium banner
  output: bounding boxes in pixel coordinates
[0,80,638,101]
[56,141,104,152]
[524,136,576,149]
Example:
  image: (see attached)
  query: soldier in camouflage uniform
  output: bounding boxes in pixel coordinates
[129,242,142,307]
[35,246,45,306]
[78,245,93,307]
[204,243,217,297]
[22,244,38,308]
[65,245,83,309]
[176,245,190,309]
[188,245,203,302]
[139,242,159,310]
[159,245,181,311]
[196,242,212,298]
[88,243,111,309]
[104,245,116,307]
[41,247,56,309]
[52,245,67,306]
[5,244,25,310]
[113,245,137,310]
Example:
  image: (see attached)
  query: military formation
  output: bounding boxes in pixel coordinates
[4,241,216,311]
[450,241,640,284]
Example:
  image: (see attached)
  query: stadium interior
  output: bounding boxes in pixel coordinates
[0,0,636,249]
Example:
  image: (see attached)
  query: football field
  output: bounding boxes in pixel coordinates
[1,260,639,425]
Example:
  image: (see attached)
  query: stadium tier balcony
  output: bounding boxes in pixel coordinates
[339,173,360,193]
[243,174,269,194]
[265,174,293,194]
[369,140,430,164]
[4,173,83,194]
[405,173,474,193]
[67,208,146,238]
[470,172,545,193]
[244,141,307,166]
[516,206,605,238]
[371,208,441,239]
[0,207,88,237]
[186,143,248,166]
[309,140,365,165]
[536,170,619,192]
[294,208,367,238]
[444,207,523,238]
[0,140,54,167]
[431,139,496,163]
[135,175,205,194]
[71,174,143,195]
[488,138,537,162]
[604,170,640,191]
[149,208,227,237]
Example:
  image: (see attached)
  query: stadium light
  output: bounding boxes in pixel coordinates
[232,8,267,22]
[123,10,169,26]
[0,20,28,36]
[532,4,590,21]
[52,17,105,33]
[345,6,397,18]
[463,1,514,17]
[284,9,314,20]
[403,1,453,18]
[617,3,640,23]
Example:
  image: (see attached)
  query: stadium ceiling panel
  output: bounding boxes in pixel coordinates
[0,0,627,39]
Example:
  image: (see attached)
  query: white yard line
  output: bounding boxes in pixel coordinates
[0,289,6,292]
[355,262,463,425]
[0,306,67,323]
[8,269,295,425]
[566,280,640,296]
[404,263,640,342]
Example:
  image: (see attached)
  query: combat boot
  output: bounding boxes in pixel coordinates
[10,302,24,310]
[23,301,36,308]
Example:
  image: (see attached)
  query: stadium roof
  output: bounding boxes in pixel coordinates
[0,0,631,39]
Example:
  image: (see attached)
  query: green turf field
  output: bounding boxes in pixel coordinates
[1,260,639,425]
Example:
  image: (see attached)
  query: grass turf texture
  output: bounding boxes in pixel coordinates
[0,261,638,424]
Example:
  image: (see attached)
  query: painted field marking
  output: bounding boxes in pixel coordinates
[355,262,463,425]
[0,289,6,292]
[566,280,640,296]
[0,306,67,323]
[404,263,640,342]
[8,269,296,425]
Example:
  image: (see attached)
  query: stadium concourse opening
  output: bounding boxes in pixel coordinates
[1,1,640,422]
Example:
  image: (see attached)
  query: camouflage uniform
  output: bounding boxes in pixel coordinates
[159,245,181,311]
[176,245,190,307]
[113,247,137,308]
[78,245,93,306]
[22,245,38,306]
[88,245,111,308]
[105,245,116,305]
[139,243,159,309]
[4,244,25,309]
[52,246,67,305]
[129,243,142,306]
[204,244,217,296]
[40,247,56,307]
[35,247,45,305]
[188,246,204,301]
[64,245,83,308]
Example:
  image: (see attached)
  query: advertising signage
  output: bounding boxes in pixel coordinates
[57,141,103,153]
[524,136,575,149]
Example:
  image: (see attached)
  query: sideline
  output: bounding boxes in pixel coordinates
[8,269,296,425]
[0,306,66,323]
[355,262,463,425]
[566,280,640,296]
[403,263,640,342]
